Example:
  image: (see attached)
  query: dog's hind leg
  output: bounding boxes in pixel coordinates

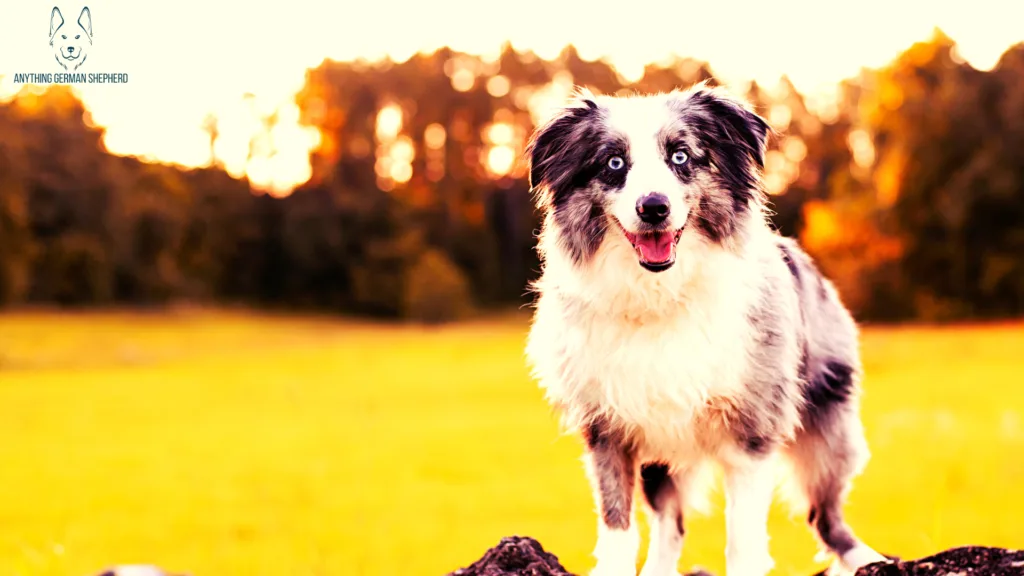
[786,401,888,574]
[583,420,640,576]
[637,463,695,576]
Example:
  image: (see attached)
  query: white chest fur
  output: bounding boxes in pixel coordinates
[525,228,765,461]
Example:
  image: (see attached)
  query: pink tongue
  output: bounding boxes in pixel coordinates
[635,232,674,263]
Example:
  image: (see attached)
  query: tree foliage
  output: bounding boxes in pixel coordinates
[1,37,1022,322]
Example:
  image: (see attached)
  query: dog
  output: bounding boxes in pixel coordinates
[49,6,93,71]
[523,83,888,576]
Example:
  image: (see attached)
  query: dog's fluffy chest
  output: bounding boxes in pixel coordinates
[527,289,755,457]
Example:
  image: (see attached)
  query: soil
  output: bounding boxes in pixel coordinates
[447,536,1024,576]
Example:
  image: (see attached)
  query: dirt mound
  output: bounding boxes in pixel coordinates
[447,536,576,576]
[838,546,1024,575]
[444,536,713,576]
[448,536,1024,576]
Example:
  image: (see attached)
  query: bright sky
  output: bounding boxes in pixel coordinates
[1,0,1022,194]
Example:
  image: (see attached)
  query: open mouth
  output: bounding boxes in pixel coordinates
[63,53,79,60]
[611,217,684,272]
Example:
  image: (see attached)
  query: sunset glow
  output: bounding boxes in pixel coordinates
[2,0,1022,196]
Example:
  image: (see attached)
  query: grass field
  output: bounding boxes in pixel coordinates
[1,310,1022,576]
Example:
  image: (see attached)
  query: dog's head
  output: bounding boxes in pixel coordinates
[527,83,771,273]
[49,6,93,71]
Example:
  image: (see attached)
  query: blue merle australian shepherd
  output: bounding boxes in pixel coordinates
[524,83,888,576]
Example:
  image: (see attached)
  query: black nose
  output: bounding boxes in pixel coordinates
[68,47,74,52]
[637,193,670,224]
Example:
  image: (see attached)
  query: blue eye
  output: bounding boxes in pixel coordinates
[671,149,689,165]
[608,156,625,170]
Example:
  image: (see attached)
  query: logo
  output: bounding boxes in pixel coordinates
[49,6,92,71]
[10,5,128,85]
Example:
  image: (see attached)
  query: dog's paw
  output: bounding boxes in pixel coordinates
[839,545,890,572]
[590,562,637,576]
[638,563,682,576]
[725,554,774,576]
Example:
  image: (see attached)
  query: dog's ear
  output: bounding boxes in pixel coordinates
[680,85,773,203]
[526,89,603,209]
[692,86,771,169]
[672,85,774,240]
[78,6,92,38]
[50,7,64,39]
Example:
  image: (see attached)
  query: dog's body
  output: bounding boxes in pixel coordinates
[524,84,886,576]
[50,6,93,72]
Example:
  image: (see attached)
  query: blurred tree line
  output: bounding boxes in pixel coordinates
[1,33,1022,322]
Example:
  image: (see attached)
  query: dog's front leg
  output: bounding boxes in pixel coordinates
[723,456,775,576]
[638,463,696,576]
[583,420,639,576]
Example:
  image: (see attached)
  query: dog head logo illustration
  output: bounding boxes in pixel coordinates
[49,6,92,71]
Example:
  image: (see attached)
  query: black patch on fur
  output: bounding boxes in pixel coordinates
[527,98,628,264]
[779,241,801,284]
[527,102,603,207]
[583,418,609,449]
[640,462,684,536]
[663,139,698,182]
[552,201,610,266]
[803,360,855,422]
[640,462,671,508]
[782,240,829,302]
[743,435,770,455]
[731,375,786,455]
[797,341,810,385]
[581,416,636,530]
[734,407,783,456]
[811,504,857,555]
[670,88,771,243]
[695,194,738,243]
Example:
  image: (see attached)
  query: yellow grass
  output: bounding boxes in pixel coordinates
[1,310,1022,576]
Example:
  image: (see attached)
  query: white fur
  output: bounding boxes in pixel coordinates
[838,545,889,574]
[723,457,777,576]
[592,523,641,576]
[640,516,684,576]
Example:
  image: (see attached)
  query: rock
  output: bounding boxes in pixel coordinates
[448,537,1024,576]
[447,536,575,576]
